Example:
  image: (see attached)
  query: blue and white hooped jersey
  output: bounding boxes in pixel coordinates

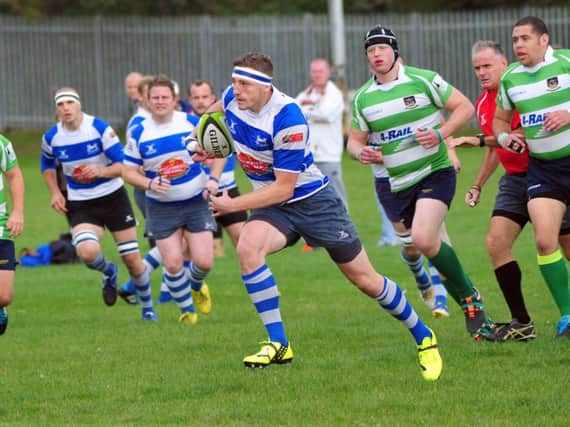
[126,106,152,142]
[222,85,328,203]
[124,111,206,204]
[40,113,124,201]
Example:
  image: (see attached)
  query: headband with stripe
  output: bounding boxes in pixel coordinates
[54,91,81,105]
[232,67,273,86]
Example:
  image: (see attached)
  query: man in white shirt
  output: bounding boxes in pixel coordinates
[296,58,348,209]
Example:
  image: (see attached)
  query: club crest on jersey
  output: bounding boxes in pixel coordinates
[158,158,189,180]
[86,143,99,154]
[403,96,417,109]
[546,77,559,91]
[227,119,237,135]
[145,144,157,156]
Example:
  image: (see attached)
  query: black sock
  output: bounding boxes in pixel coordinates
[494,261,531,324]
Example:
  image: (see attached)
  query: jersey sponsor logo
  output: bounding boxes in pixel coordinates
[521,112,546,127]
[380,127,413,142]
[546,76,560,91]
[125,214,134,223]
[58,149,69,160]
[282,132,304,143]
[338,230,350,240]
[158,158,189,179]
[403,96,417,109]
[238,152,272,176]
[255,135,268,145]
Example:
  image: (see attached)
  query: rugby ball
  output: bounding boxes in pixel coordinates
[197,112,234,158]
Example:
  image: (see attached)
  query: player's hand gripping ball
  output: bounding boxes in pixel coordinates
[71,164,95,184]
[196,112,234,158]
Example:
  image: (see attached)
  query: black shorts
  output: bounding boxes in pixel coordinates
[0,240,16,271]
[216,187,248,229]
[67,187,137,232]
[375,167,456,229]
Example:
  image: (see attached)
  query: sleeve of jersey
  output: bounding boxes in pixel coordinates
[123,129,143,167]
[427,73,453,107]
[222,86,235,110]
[496,78,514,111]
[101,126,125,163]
[0,136,18,172]
[187,114,199,127]
[272,104,309,172]
[40,132,56,172]
[350,90,369,132]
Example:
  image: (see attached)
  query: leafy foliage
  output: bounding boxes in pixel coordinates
[1,0,567,18]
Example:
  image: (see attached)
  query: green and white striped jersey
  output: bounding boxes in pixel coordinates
[351,65,453,192]
[497,46,570,161]
[0,134,19,240]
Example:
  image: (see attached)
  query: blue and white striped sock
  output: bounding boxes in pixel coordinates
[242,264,287,345]
[86,253,114,276]
[188,262,208,292]
[132,265,153,310]
[164,268,194,313]
[401,251,431,291]
[144,246,163,271]
[376,277,431,344]
[428,261,448,299]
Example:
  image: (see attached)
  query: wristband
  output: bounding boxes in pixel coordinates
[497,132,508,147]
[435,129,444,143]
[147,178,153,190]
[470,184,481,192]
[208,176,219,184]
[477,133,485,147]
[355,148,362,161]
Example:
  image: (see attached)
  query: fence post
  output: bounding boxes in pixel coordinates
[93,15,104,117]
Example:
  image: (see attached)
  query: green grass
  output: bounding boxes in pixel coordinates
[1,131,568,426]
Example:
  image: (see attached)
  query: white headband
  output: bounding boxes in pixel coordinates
[54,91,81,105]
[232,66,273,86]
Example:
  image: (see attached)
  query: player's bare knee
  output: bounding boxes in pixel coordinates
[72,230,100,263]
[535,235,559,255]
[236,239,263,268]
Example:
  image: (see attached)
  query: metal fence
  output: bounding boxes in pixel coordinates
[0,6,569,130]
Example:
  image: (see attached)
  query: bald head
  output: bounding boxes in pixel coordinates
[310,58,331,89]
[125,72,143,102]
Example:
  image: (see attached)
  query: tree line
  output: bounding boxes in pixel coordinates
[1,0,565,18]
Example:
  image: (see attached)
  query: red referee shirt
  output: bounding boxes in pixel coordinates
[475,88,528,175]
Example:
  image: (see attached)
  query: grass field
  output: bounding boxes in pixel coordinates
[1,131,568,426]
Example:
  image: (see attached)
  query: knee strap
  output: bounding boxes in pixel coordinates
[117,240,139,257]
[72,230,98,248]
[395,231,414,247]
